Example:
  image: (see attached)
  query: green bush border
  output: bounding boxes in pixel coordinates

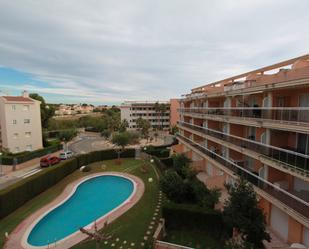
[162,202,226,234]
[0,148,135,219]
[1,144,63,165]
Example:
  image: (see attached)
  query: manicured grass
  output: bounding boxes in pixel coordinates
[0,158,161,249]
[164,228,224,249]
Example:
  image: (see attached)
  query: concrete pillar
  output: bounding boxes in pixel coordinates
[267,92,273,107]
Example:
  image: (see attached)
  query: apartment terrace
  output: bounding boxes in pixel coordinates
[184,54,309,100]
[177,133,309,227]
[178,121,309,179]
[179,107,309,134]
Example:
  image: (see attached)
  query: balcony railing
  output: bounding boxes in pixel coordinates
[177,134,309,220]
[179,107,309,125]
[178,121,309,175]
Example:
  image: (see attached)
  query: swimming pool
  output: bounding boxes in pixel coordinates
[26,174,135,247]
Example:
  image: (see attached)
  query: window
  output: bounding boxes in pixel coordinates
[26,145,32,151]
[12,119,17,125]
[24,119,30,124]
[13,133,19,139]
[12,105,16,111]
[25,132,31,137]
[23,105,30,111]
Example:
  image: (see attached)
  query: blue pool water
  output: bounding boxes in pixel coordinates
[27,175,134,246]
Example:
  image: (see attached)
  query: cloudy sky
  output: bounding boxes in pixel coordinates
[0,0,308,105]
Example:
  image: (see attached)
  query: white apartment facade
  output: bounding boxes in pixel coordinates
[120,101,170,130]
[0,91,43,153]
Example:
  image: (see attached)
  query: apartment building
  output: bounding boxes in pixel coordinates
[0,91,43,153]
[120,101,171,130]
[174,54,309,247]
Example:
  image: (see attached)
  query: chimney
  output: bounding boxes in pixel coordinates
[22,90,29,98]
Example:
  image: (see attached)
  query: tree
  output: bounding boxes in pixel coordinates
[105,111,121,132]
[58,129,77,151]
[154,131,159,142]
[171,125,179,135]
[172,153,192,178]
[159,103,167,130]
[119,119,129,132]
[154,102,161,130]
[111,132,131,159]
[58,129,77,142]
[160,170,188,203]
[30,93,55,128]
[101,129,111,139]
[223,180,270,248]
[136,117,151,140]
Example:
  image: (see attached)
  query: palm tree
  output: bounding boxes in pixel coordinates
[154,101,161,130]
[159,103,167,130]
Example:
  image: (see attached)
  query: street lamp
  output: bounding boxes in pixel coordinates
[0,152,3,176]
[62,138,67,152]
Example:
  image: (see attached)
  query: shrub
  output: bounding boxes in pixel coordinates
[160,170,189,203]
[0,148,136,219]
[160,157,173,168]
[162,202,225,235]
[172,153,191,178]
[1,143,63,165]
[0,158,78,219]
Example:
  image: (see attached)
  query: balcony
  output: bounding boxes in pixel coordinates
[176,134,309,223]
[179,107,309,123]
[178,121,309,177]
[180,92,206,101]
[179,107,309,132]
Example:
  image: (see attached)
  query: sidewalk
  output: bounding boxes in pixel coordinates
[0,150,62,190]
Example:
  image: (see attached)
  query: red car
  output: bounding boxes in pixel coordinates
[40,156,60,168]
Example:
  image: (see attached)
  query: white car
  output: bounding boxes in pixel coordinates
[59,151,74,160]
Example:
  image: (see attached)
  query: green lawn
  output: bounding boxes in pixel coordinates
[164,228,224,249]
[0,158,161,249]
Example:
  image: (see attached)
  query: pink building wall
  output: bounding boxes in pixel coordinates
[169,98,180,128]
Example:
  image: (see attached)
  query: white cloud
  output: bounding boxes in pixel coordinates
[0,0,308,103]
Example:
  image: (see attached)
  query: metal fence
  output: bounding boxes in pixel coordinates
[176,134,309,220]
[178,121,309,175]
[179,107,309,124]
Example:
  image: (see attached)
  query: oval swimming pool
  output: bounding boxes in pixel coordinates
[27,175,134,246]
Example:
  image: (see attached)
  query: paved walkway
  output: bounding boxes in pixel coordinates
[4,172,145,249]
[264,229,290,249]
[0,150,62,190]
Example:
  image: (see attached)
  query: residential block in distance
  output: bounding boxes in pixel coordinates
[120,100,172,131]
[173,54,309,247]
[0,91,43,153]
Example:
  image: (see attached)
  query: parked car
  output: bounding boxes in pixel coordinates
[59,151,74,160]
[40,156,60,168]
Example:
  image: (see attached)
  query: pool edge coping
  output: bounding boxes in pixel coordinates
[5,171,145,249]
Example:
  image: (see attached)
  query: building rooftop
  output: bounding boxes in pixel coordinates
[190,54,309,94]
[1,96,34,103]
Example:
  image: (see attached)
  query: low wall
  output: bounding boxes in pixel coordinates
[155,241,195,249]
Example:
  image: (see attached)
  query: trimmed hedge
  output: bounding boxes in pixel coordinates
[0,158,78,219]
[160,157,173,168]
[162,202,225,233]
[146,147,170,158]
[0,148,135,219]
[1,143,63,165]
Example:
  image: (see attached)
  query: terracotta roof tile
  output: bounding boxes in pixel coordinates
[2,96,34,103]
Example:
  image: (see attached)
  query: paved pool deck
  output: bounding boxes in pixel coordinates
[4,172,145,249]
